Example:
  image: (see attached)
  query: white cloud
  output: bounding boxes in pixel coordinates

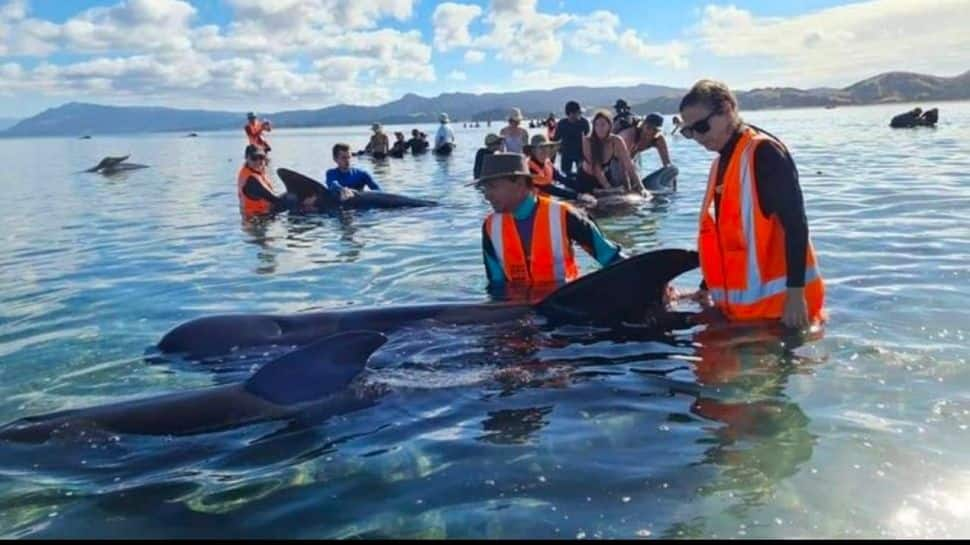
[568,10,619,54]
[616,30,689,69]
[476,1,573,66]
[695,0,970,86]
[432,2,482,51]
[464,49,486,63]
[448,70,467,81]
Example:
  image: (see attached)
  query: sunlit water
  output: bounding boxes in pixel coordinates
[0,102,967,538]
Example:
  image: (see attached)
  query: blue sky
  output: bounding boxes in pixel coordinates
[0,0,966,118]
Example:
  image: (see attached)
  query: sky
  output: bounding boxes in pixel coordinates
[0,0,967,118]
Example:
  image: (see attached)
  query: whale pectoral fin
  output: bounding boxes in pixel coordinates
[243,331,387,406]
[535,249,700,324]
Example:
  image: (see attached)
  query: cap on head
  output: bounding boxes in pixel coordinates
[247,112,256,119]
[644,112,664,128]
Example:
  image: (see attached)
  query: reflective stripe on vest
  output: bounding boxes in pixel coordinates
[698,129,824,320]
[487,197,577,284]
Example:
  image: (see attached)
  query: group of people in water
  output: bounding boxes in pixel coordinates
[237,79,826,331]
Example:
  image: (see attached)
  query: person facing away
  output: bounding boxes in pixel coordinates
[237,144,283,217]
[325,143,382,201]
[677,78,825,329]
[471,153,624,294]
[435,113,456,150]
[553,100,591,176]
[474,133,506,180]
[244,112,272,152]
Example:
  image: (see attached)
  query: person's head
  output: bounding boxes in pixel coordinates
[565,100,581,119]
[678,79,741,152]
[529,134,557,162]
[411,128,419,137]
[245,144,267,170]
[912,107,923,116]
[440,113,450,124]
[247,112,256,122]
[508,108,523,127]
[484,133,505,151]
[371,122,382,133]
[472,153,534,213]
[332,143,352,169]
[641,112,664,139]
[614,99,630,115]
[394,131,405,142]
[589,109,614,167]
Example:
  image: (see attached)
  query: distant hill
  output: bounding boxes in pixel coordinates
[0,118,19,131]
[630,70,970,115]
[3,70,968,137]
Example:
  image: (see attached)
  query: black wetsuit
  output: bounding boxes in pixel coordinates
[705,126,809,288]
[474,147,496,179]
[242,176,285,212]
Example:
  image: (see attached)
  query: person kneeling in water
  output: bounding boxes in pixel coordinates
[471,153,623,295]
[526,134,596,206]
[238,145,286,217]
[325,143,382,201]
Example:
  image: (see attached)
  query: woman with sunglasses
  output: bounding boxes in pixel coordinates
[576,110,643,194]
[237,144,286,217]
[678,80,825,330]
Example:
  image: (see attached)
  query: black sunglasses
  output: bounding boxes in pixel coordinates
[680,110,720,139]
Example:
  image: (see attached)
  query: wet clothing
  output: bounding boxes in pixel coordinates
[709,125,808,288]
[409,138,429,153]
[324,168,381,194]
[554,116,590,175]
[482,193,622,287]
[474,147,498,180]
[435,124,455,149]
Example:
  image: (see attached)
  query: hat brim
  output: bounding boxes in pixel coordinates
[466,171,533,187]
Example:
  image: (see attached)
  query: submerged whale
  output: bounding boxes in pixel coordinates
[277,168,438,211]
[0,331,387,443]
[158,249,700,359]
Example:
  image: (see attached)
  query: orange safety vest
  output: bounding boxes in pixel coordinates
[485,196,579,285]
[528,157,555,187]
[245,121,269,148]
[237,165,276,216]
[698,128,825,322]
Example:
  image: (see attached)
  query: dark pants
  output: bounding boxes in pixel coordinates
[560,154,582,177]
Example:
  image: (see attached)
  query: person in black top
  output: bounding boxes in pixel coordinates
[679,80,817,327]
[553,100,590,176]
[474,133,505,179]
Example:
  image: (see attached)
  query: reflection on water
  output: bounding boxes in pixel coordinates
[0,102,968,537]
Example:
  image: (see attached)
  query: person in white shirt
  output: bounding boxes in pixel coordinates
[435,113,456,152]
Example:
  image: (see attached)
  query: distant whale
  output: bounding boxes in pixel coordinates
[84,155,150,175]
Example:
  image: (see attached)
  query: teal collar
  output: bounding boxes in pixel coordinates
[512,193,537,220]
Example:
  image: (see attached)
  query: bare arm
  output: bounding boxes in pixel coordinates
[582,137,611,189]
[612,136,642,191]
[655,134,671,167]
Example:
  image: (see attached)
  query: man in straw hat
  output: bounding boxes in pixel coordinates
[500,108,530,154]
[470,153,623,291]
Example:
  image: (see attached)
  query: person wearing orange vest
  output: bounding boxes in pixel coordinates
[245,112,272,152]
[471,153,624,292]
[237,144,284,217]
[525,134,596,205]
[678,80,825,329]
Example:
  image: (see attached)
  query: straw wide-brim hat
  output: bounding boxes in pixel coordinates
[508,108,524,122]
